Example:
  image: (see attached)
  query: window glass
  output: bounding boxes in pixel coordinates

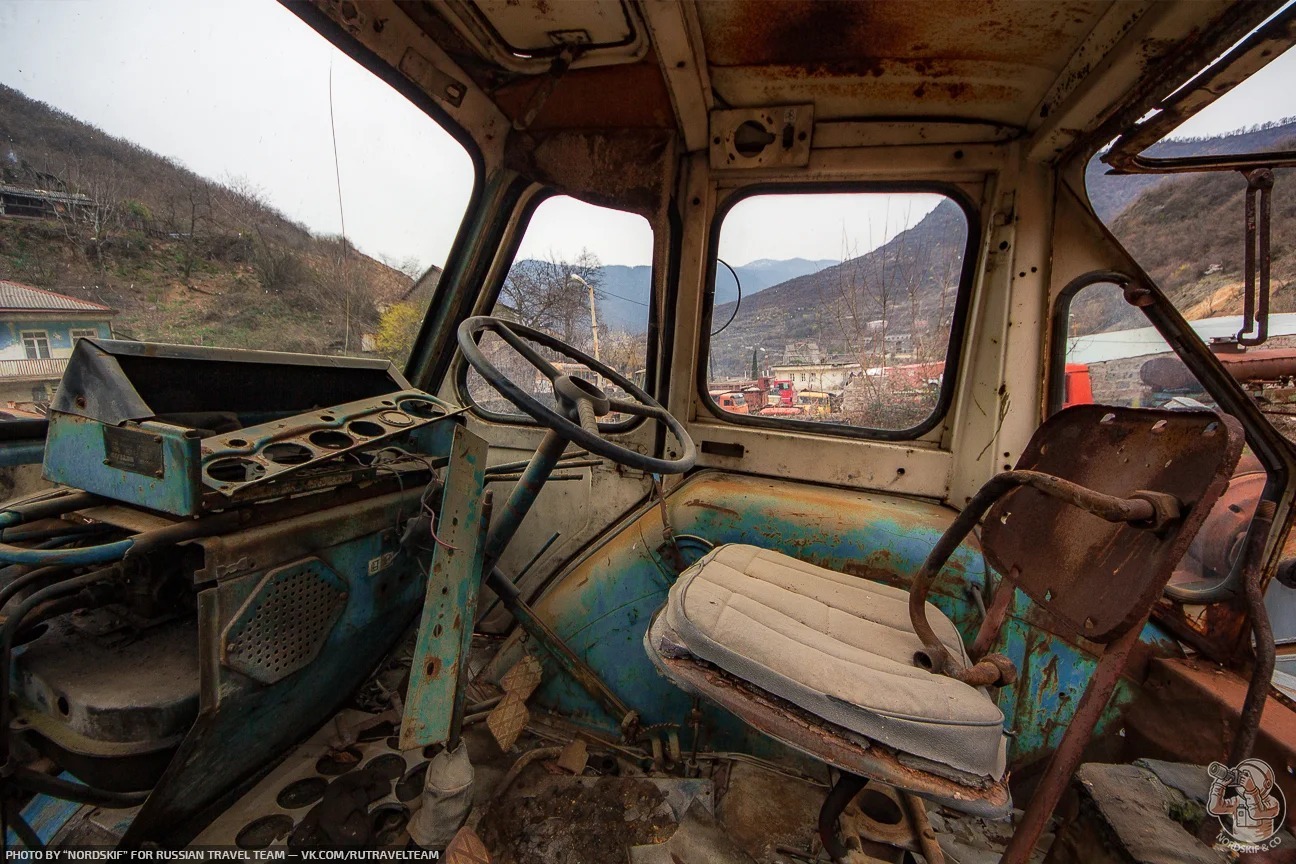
[707,191,968,432]
[466,196,653,420]
[1086,45,1295,328]
[1059,281,1219,412]
[0,1,473,391]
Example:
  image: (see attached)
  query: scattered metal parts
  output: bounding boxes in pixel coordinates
[493,746,563,801]
[330,695,404,752]
[555,738,588,775]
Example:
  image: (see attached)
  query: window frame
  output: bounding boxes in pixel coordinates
[696,181,981,442]
[453,189,660,432]
[69,327,98,342]
[21,330,51,360]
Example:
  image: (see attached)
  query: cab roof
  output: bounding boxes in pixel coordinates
[297,1,1287,194]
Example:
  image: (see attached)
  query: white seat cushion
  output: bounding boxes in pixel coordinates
[663,544,1007,779]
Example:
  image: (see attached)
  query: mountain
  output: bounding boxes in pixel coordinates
[1075,155,1296,335]
[707,200,967,377]
[0,84,411,356]
[1086,118,1296,221]
[593,257,836,331]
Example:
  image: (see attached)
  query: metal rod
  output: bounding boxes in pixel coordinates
[9,767,150,808]
[1000,620,1144,864]
[1230,498,1278,765]
[909,470,1165,678]
[483,430,568,564]
[818,773,867,862]
[486,565,635,732]
[485,451,591,475]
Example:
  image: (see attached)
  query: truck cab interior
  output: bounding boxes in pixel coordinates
[2,1,1296,861]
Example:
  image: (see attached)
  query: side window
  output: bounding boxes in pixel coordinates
[1056,281,1215,412]
[466,196,653,420]
[706,191,970,434]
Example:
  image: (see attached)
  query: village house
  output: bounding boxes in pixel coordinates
[0,279,116,404]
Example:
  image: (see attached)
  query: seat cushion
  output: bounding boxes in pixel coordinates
[663,544,1007,779]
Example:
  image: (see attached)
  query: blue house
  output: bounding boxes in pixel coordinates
[0,279,115,405]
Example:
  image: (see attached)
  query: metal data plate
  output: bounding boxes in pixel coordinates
[199,390,457,496]
[981,406,1244,642]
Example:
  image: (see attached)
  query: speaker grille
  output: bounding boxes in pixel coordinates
[222,558,348,684]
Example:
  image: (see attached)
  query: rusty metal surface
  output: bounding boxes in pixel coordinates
[1238,168,1276,346]
[695,0,1118,126]
[982,406,1244,642]
[1230,499,1279,765]
[1001,620,1145,864]
[400,424,488,750]
[648,642,1012,819]
[1124,657,1296,830]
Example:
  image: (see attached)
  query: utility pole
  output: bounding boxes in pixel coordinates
[568,273,601,366]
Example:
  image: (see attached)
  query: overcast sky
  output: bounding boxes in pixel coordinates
[1,0,1293,272]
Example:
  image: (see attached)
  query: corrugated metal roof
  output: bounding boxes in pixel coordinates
[0,280,114,313]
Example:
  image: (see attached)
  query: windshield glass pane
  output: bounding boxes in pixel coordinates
[0,0,473,411]
[708,191,969,433]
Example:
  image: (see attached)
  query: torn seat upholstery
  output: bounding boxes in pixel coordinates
[652,543,1007,780]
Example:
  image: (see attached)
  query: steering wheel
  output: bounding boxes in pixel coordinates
[457,316,696,474]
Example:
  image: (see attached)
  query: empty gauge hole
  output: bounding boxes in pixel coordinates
[264,443,313,465]
[309,430,352,450]
[236,815,294,849]
[364,753,407,782]
[316,746,362,775]
[207,458,265,483]
[371,804,410,845]
[349,420,385,438]
[276,777,328,809]
[396,762,429,801]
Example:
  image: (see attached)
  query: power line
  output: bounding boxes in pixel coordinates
[593,286,650,307]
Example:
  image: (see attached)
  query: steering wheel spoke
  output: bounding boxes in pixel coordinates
[457,316,696,474]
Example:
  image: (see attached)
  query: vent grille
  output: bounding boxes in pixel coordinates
[222,558,348,684]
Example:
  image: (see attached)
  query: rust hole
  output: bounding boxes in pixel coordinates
[425,658,442,678]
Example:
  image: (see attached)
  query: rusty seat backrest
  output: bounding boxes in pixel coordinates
[980,405,1245,644]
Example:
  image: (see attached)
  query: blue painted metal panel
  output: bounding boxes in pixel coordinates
[487,471,1182,770]
[43,414,201,514]
[401,424,488,748]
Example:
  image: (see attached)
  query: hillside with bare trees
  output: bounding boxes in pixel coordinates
[0,84,413,355]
